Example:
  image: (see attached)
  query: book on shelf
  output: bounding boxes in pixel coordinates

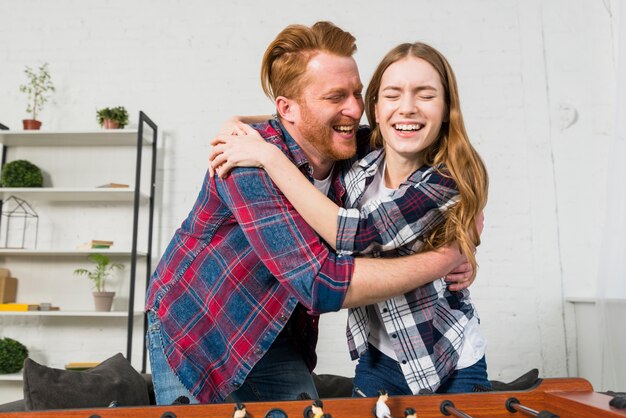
[65,361,100,370]
[96,183,129,188]
[0,303,39,311]
[91,240,113,249]
[0,269,17,303]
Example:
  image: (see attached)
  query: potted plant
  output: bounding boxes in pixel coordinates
[19,63,55,130]
[0,337,28,374]
[96,106,129,129]
[0,160,44,187]
[74,253,124,312]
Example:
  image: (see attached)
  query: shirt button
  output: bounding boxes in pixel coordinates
[279,313,288,322]
[382,308,388,313]
[401,360,407,365]
[392,334,397,339]
[233,382,240,388]
[255,348,263,355]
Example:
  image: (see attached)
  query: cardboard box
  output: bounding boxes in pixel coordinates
[0,276,18,303]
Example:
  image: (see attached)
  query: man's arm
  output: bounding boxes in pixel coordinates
[343,244,469,308]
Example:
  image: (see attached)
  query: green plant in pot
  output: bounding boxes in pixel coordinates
[96,106,129,129]
[0,337,28,374]
[19,63,55,130]
[74,253,124,312]
[0,160,44,187]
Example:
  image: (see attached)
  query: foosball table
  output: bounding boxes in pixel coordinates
[2,378,625,417]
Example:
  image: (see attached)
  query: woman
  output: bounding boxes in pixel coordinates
[210,42,489,396]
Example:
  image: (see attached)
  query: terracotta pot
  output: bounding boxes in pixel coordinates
[22,119,42,130]
[103,119,121,129]
[92,291,116,312]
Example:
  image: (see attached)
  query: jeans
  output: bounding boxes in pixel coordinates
[352,344,491,397]
[147,311,318,404]
[229,326,319,403]
[147,311,199,405]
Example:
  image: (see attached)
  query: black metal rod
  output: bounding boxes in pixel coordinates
[505,397,560,418]
[0,137,8,231]
[126,113,145,363]
[140,110,158,373]
[440,400,473,418]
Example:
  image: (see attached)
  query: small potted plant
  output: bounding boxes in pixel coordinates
[0,160,44,187]
[74,253,124,312]
[96,106,129,129]
[19,63,55,130]
[0,337,28,374]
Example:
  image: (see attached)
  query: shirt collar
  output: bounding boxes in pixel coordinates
[270,119,312,174]
[357,148,441,185]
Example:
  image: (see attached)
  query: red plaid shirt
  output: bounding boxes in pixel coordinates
[145,120,356,403]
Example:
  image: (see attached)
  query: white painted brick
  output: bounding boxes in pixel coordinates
[0,0,619,402]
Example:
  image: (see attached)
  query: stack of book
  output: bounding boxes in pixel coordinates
[0,303,40,311]
[96,183,129,188]
[90,240,113,249]
[65,362,100,371]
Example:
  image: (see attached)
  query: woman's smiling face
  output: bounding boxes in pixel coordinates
[375,56,447,165]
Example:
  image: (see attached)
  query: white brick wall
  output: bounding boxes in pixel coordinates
[0,0,619,402]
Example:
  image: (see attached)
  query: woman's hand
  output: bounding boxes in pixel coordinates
[209,123,274,178]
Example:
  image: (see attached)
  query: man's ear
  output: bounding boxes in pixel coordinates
[276,96,299,123]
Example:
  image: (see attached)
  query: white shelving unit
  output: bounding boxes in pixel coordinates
[0,311,145,318]
[0,114,157,383]
[0,249,147,256]
[0,188,148,202]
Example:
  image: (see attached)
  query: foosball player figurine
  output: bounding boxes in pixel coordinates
[375,389,393,418]
[304,399,325,418]
[404,407,417,418]
[233,403,248,418]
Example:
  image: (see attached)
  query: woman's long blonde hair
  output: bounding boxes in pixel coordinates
[365,42,489,279]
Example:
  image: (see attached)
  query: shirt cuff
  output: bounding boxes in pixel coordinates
[336,207,361,256]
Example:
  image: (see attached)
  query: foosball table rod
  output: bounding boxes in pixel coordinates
[506,397,560,417]
[440,400,473,418]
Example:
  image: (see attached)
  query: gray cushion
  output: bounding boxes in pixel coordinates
[23,353,149,410]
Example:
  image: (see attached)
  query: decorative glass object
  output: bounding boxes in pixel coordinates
[0,196,39,249]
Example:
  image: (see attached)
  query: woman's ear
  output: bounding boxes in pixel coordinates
[276,96,299,123]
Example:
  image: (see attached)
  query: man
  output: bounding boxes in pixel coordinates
[145,21,472,405]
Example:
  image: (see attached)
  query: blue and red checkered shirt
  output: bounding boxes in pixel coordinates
[145,120,357,403]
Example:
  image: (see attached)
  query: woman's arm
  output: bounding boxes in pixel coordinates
[218,115,274,134]
[210,123,342,248]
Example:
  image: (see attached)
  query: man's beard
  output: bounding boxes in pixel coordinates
[299,103,357,162]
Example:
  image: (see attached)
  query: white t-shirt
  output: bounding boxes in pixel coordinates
[313,168,333,195]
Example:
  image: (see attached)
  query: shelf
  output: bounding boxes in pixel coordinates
[0,114,158,369]
[0,373,22,382]
[0,130,152,147]
[0,249,147,257]
[0,188,149,202]
[0,311,144,317]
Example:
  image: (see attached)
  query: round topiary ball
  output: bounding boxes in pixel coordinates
[0,337,29,374]
[0,160,44,187]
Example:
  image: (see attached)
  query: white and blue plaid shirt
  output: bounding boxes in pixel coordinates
[336,148,480,393]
